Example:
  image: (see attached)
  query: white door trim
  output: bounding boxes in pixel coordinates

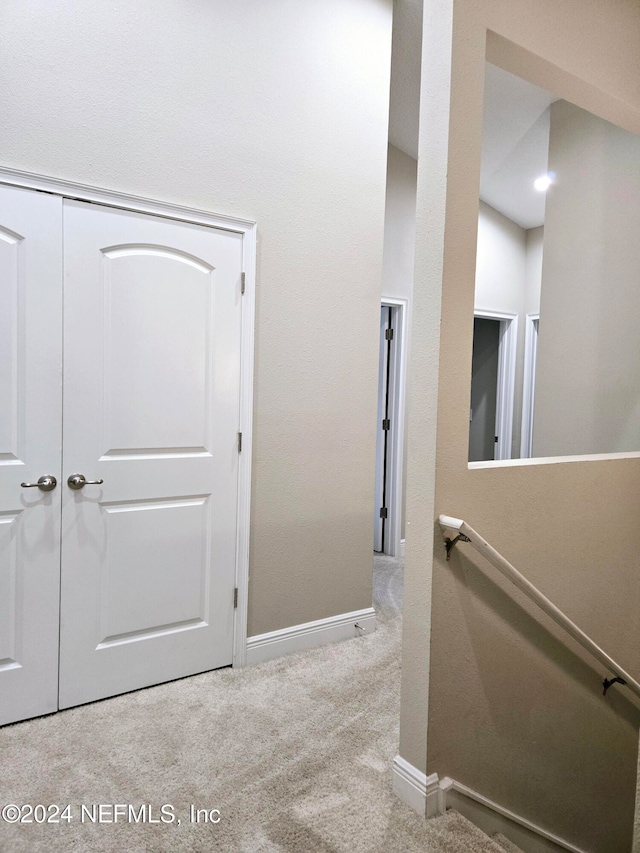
[520,313,539,459]
[0,165,255,670]
[473,309,517,461]
[373,308,390,553]
[380,297,409,558]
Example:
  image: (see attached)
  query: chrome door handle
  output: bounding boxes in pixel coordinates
[67,473,104,490]
[21,475,57,492]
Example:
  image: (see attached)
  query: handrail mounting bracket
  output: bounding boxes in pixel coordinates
[602,676,627,696]
[445,533,471,561]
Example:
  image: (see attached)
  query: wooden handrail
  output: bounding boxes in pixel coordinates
[438,515,640,700]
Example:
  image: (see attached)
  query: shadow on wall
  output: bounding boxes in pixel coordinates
[429,544,640,851]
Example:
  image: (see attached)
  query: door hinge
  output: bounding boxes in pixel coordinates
[238,432,243,452]
[241,272,246,294]
[385,328,394,341]
[234,587,238,608]
[379,507,388,519]
[382,418,390,431]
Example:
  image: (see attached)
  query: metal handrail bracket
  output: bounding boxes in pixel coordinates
[438,514,640,700]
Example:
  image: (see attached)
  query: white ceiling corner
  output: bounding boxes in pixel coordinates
[480,63,557,229]
[387,10,556,229]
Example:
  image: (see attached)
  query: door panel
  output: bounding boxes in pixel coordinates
[102,246,214,452]
[59,200,243,709]
[0,186,63,726]
[0,224,21,458]
[0,514,20,667]
[97,497,209,643]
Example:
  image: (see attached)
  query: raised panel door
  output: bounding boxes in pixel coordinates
[59,200,243,708]
[0,185,63,726]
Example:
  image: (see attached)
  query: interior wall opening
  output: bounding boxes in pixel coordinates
[373,299,407,558]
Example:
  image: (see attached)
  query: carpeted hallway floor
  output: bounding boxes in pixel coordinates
[0,554,512,853]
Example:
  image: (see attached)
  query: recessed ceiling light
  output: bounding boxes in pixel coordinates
[533,173,553,192]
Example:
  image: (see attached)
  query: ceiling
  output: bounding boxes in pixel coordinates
[387,4,556,230]
[480,63,556,229]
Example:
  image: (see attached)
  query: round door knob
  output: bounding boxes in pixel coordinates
[67,473,104,490]
[21,475,57,492]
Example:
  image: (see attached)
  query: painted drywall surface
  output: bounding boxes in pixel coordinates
[383,145,418,303]
[402,0,640,848]
[382,144,417,539]
[475,201,526,316]
[533,99,640,457]
[398,0,454,779]
[0,0,392,635]
[475,201,527,456]
[388,0,422,159]
[525,225,543,316]
[473,206,544,458]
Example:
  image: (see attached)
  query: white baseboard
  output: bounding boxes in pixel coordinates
[392,755,441,817]
[391,760,585,853]
[246,607,376,666]
[442,779,587,853]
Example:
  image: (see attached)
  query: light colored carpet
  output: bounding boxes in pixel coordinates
[0,554,509,853]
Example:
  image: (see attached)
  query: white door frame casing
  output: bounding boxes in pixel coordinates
[520,313,539,459]
[473,309,517,462]
[0,166,256,670]
[378,297,409,558]
[373,307,390,553]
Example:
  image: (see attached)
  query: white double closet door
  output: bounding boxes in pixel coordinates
[0,185,243,726]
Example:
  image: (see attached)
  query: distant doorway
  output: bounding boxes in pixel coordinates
[469,317,499,461]
[469,311,517,462]
[373,299,407,556]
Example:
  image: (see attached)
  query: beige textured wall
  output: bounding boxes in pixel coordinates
[534,99,640,457]
[0,0,392,635]
[475,201,527,457]
[383,145,418,304]
[402,0,640,849]
[475,202,526,316]
[382,144,417,538]
[399,0,456,777]
[525,226,543,316]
